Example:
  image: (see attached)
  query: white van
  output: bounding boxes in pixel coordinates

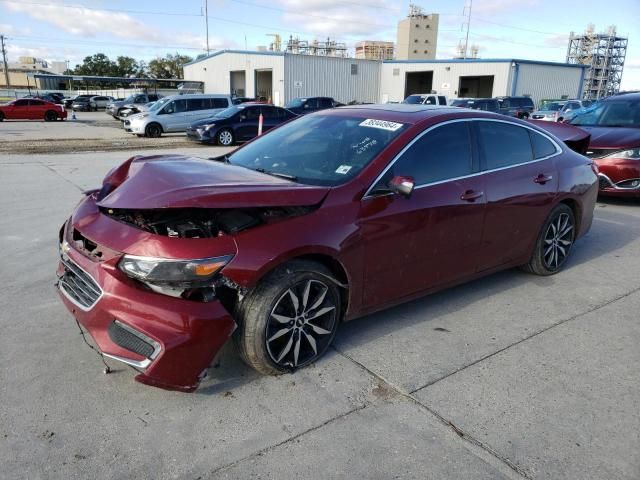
[124,94,233,137]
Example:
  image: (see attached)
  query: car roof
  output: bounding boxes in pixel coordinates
[325,104,463,123]
[604,91,640,101]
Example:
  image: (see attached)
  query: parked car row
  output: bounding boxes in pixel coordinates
[116,94,341,145]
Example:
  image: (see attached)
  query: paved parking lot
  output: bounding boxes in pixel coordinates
[0,112,196,154]
[0,148,638,479]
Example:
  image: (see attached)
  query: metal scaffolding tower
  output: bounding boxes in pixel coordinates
[285,36,348,57]
[566,24,627,100]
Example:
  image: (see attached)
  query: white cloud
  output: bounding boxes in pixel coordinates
[543,33,569,47]
[472,0,539,15]
[277,0,397,40]
[2,1,164,42]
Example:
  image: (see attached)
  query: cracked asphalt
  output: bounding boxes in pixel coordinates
[0,147,638,479]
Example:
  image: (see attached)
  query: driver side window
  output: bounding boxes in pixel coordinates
[373,121,474,192]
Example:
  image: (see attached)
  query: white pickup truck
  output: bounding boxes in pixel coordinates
[402,93,449,106]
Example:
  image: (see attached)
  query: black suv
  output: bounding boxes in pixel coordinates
[451,98,500,112]
[496,96,535,118]
[284,97,343,115]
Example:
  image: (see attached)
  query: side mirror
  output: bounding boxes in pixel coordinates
[389,176,415,198]
[303,104,310,109]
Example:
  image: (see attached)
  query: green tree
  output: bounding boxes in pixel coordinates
[73,53,117,76]
[114,56,143,77]
[147,53,193,79]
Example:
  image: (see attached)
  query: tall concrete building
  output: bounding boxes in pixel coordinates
[355,41,395,61]
[396,5,439,60]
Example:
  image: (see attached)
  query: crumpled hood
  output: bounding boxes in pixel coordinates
[576,126,640,150]
[97,154,330,209]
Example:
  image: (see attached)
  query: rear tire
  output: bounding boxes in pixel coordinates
[523,203,575,276]
[217,128,235,146]
[145,123,162,138]
[234,260,341,375]
[44,110,58,122]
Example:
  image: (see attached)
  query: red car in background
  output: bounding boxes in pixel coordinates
[0,98,67,121]
[569,92,640,197]
[56,105,597,392]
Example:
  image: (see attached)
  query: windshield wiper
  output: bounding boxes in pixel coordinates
[253,168,297,181]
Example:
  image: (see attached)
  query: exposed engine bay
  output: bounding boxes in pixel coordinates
[100,206,316,238]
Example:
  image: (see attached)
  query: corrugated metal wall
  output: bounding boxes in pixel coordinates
[183,52,285,105]
[284,55,380,104]
[380,61,512,103]
[511,63,583,107]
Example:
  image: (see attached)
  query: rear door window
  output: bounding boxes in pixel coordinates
[388,121,474,185]
[15,100,29,107]
[438,96,447,105]
[529,131,558,159]
[477,121,533,169]
[29,100,45,106]
[318,98,333,108]
[186,98,209,111]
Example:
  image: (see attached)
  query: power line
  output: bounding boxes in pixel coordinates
[2,0,202,17]
[1,35,11,88]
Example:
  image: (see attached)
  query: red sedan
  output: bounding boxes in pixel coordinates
[0,98,67,121]
[569,92,640,197]
[56,105,598,391]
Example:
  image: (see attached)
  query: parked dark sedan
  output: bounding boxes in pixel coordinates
[72,97,98,111]
[285,96,342,115]
[64,94,94,109]
[186,104,297,145]
[56,104,596,392]
[569,92,640,197]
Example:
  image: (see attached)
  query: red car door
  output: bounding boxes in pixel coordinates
[474,120,559,271]
[359,120,486,309]
[28,100,46,119]
[6,99,30,119]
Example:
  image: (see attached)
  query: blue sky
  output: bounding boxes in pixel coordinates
[1,0,638,89]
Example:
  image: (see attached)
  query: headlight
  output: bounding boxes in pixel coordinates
[119,254,233,284]
[203,124,216,131]
[602,148,640,160]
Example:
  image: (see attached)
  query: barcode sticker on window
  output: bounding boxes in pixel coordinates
[359,119,404,131]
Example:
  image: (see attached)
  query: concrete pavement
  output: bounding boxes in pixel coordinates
[0,149,638,479]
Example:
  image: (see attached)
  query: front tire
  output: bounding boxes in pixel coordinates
[145,123,162,138]
[217,128,234,146]
[234,260,341,375]
[524,203,575,276]
[0,112,4,121]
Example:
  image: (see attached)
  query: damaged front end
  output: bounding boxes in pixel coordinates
[57,154,327,391]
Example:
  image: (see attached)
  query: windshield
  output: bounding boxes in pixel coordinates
[149,97,171,112]
[403,95,424,104]
[570,100,640,127]
[542,102,564,111]
[227,114,408,186]
[285,99,304,108]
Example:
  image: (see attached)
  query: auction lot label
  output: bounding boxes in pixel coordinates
[359,119,404,131]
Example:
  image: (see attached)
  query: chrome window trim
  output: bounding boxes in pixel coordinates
[363,117,563,199]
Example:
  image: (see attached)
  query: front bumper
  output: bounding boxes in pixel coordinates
[124,119,145,134]
[597,173,640,197]
[56,203,237,392]
[186,127,213,143]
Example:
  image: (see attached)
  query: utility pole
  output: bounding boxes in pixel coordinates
[205,0,210,55]
[1,34,10,89]
[463,0,473,59]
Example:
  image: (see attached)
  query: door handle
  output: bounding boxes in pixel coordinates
[534,174,553,184]
[460,190,484,202]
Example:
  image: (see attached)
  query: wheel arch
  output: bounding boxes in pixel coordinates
[225,248,353,320]
[557,197,582,236]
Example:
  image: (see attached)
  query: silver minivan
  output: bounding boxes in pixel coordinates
[124,94,232,137]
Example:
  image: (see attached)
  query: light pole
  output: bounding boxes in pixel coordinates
[205,0,210,55]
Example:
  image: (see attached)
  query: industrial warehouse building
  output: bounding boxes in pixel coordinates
[183,50,587,107]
